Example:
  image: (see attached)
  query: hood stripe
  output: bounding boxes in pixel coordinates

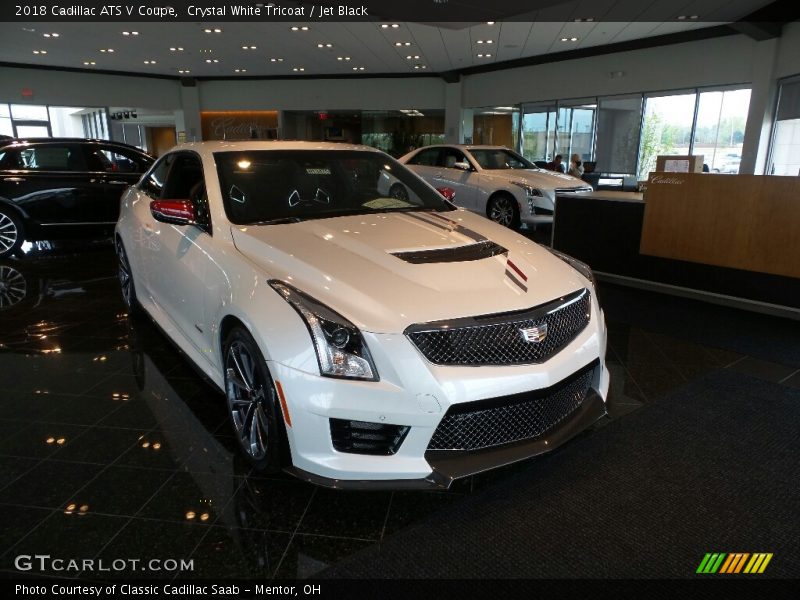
[506,258,528,282]
[505,269,528,293]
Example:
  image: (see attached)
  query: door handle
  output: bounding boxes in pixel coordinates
[2,177,25,182]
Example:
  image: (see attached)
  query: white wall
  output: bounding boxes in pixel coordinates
[198,77,445,111]
[0,67,181,110]
[775,22,800,79]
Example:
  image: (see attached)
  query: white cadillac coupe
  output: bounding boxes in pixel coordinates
[400,144,593,228]
[115,141,609,489]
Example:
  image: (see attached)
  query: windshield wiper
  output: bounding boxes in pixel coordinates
[250,216,305,225]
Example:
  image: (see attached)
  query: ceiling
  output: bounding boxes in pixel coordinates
[0,0,775,79]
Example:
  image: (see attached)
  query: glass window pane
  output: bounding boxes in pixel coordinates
[10,104,49,121]
[595,95,642,174]
[769,79,800,176]
[521,103,557,163]
[0,104,10,118]
[637,93,697,180]
[693,88,750,174]
[0,116,13,137]
[15,125,50,138]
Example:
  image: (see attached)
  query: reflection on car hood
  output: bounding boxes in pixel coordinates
[230,210,584,333]
[481,168,587,189]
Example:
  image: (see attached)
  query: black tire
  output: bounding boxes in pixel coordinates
[115,237,140,313]
[389,182,409,201]
[223,326,286,473]
[487,193,521,229]
[0,208,24,258]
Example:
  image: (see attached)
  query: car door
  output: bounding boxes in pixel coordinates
[404,147,441,186]
[0,143,109,234]
[144,151,213,358]
[431,147,479,210]
[84,144,152,223]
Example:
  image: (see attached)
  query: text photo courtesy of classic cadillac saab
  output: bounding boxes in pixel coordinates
[115,141,609,489]
[399,145,593,229]
[0,138,153,257]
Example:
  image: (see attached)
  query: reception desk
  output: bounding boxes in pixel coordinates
[552,181,800,314]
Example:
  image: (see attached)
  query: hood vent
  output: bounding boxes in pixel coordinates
[392,240,507,264]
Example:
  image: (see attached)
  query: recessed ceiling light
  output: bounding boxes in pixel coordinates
[83,60,96,65]
[32,50,48,54]
[205,58,219,63]
[100,48,115,53]
[293,67,305,72]
[122,31,138,36]
[234,68,247,73]
[204,28,222,34]
[405,55,421,60]
[317,43,333,48]
[486,21,495,25]
[242,45,257,49]
[477,39,494,44]
[269,57,284,62]
[169,47,184,52]
[352,66,365,71]
[291,26,310,31]
[337,56,351,61]
[42,33,59,38]
[380,23,400,28]
[394,42,412,47]
[178,69,190,73]
[143,60,157,65]
[561,37,579,42]
[574,17,594,22]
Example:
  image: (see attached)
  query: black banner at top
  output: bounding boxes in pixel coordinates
[0,0,791,23]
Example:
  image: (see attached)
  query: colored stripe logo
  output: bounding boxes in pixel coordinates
[696,552,773,574]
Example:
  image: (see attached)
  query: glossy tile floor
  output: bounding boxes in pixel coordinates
[1,238,797,580]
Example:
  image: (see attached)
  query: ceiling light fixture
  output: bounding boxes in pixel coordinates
[83,60,96,65]
[486,21,495,25]
[235,68,247,73]
[352,66,366,71]
[203,28,222,33]
[561,37,579,42]
[405,54,420,59]
[143,60,156,64]
[291,26,310,31]
[205,58,219,63]
[122,31,138,36]
[242,45,257,49]
[293,67,305,72]
[394,41,412,47]
[178,69,190,73]
[32,49,47,54]
[574,17,594,22]
[100,48,115,53]
[169,47,184,52]
[337,56,351,61]
[269,57,284,62]
[42,32,59,38]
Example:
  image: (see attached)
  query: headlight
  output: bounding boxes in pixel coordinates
[269,281,378,381]
[510,181,543,197]
[545,247,596,288]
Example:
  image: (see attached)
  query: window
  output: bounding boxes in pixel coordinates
[90,146,149,173]
[768,76,800,176]
[141,154,174,198]
[520,103,557,162]
[16,145,87,171]
[692,88,751,174]
[440,147,469,169]
[637,92,697,180]
[469,148,533,170]
[407,148,440,166]
[0,105,12,138]
[556,100,596,162]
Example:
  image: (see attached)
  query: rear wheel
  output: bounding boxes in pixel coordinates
[0,208,24,258]
[224,327,285,473]
[487,194,520,229]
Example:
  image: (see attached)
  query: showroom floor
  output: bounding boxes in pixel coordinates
[1,237,798,580]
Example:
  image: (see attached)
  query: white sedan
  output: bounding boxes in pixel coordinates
[115,141,609,489]
[400,144,592,228]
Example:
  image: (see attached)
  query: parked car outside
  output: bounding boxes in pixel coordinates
[115,140,609,489]
[0,138,154,257]
[399,144,593,228]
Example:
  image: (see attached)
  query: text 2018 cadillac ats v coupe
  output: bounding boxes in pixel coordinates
[115,141,609,489]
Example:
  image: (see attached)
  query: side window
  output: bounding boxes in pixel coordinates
[0,149,22,170]
[440,148,469,169]
[91,146,150,174]
[140,155,174,198]
[16,145,87,172]
[407,148,440,167]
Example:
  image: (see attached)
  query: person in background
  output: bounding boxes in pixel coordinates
[568,153,584,178]
[546,154,565,173]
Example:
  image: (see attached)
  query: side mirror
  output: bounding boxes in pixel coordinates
[453,161,471,171]
[436,186,456,201]
[150,199,195,226]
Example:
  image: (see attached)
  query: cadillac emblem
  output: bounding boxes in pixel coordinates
[520,324,548,343]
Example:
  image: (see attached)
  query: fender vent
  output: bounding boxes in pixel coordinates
[330,419,410,455]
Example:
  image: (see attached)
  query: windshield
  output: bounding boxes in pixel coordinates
[215,150,452,225]
[469,148,536,170]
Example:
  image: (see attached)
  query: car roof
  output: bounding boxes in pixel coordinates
[1,138,148,152]
[173,140,387,158]
[412,144,512,151]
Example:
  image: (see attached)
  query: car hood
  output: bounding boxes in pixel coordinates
[231,210,586,333]
[479,168,587,190]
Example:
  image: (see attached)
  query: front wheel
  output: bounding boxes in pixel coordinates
[0,208,24,258]
[487,194,521,229]
[115,237,140,313]
[224,327,285,473]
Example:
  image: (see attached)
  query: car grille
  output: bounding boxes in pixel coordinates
[427,362,596,451]
[330,419,410,455]
[406,289,591,366]
[555,186,593,194]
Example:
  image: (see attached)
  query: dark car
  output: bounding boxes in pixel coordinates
[0,138,154,257]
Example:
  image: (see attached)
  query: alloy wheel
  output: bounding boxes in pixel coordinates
[226,341,271,460]
[115,239,133,308]
[489,197,516,227]
[0,265,26,309]
[0,213,18,254]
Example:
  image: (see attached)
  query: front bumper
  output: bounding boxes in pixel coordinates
[267,302,609,489]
